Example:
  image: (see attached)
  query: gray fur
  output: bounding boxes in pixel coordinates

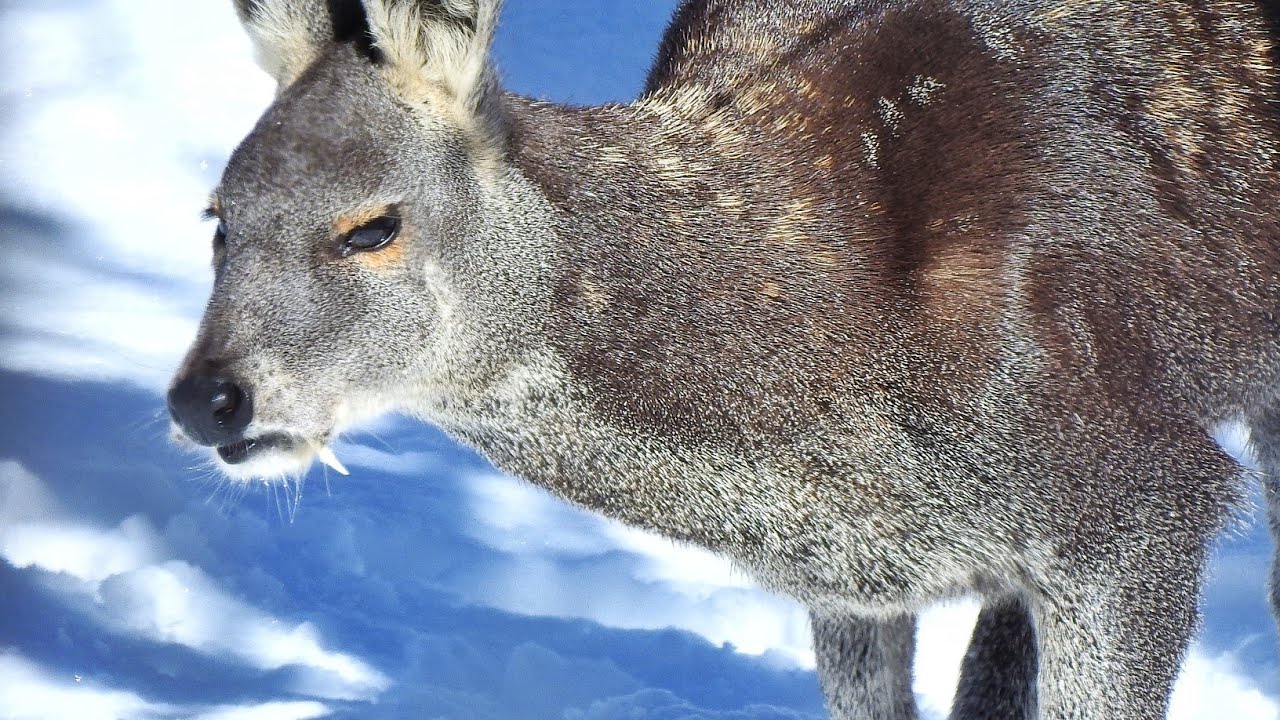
[812,613,917,720]
[169,1,1280,718]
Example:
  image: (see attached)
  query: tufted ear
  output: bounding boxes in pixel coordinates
[232,0,369,85]
[360,0,502,116]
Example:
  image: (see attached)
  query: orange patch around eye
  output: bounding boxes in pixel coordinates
[334,205,406,271]
[352,239,406,271]
[333,206,395,236]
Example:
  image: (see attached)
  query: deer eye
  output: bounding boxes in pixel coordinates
[339,215,400,257]
[213,219,228,251]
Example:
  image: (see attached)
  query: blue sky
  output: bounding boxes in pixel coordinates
[0,1,1277,718]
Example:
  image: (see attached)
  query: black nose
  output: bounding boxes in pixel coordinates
[167,375,253,446]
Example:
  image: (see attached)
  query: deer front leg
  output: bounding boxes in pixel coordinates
[811,610,918,720]
[1031,552,1204,720]
[949,596,1038,720]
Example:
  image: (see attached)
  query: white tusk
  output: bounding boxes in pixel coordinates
[313,445,350,476]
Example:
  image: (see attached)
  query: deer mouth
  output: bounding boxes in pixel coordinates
[216,432,295,465]
[210,431,351,479]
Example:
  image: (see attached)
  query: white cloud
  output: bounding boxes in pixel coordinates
[0,460,60,527]
[192,702,333,720]
[3,516,163,592]
[99,561,389,700]
[1213,421,1254,469]
[334,441,455,477]
[0,461,389,703]
[1171,649,1280,720]
[463,473,815,666]
[0,650,176,720]
[0,0,272,392]
[913,600,981,719]
[0,258,202,390]
[0,650,334,720]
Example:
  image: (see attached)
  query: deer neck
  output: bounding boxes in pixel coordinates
[414,92,883,547]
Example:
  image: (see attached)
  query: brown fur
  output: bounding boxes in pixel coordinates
[173,1,1280,717]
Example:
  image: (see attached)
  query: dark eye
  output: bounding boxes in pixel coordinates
[340,215,400,257]
[213,219,228,251]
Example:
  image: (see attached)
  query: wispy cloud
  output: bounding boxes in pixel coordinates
[0,461,389,704]
[0,650,176,720]
[462,472,814,666]
[3,516,163,593]
[0,650,334,720]
[98,560,389,700]
[0,0,272,392]
[1171,649,1280,720]
[0,255,203,391]
[191,703,333,720]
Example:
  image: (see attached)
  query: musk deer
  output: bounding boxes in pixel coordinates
[167,0,1280,717]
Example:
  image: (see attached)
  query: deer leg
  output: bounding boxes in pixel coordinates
[949,596,1038,720]
[1248,407,1280,629]
[1030,551,1204,720]
[810,611,918,720]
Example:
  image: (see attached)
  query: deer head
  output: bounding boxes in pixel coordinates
[168,0,523,480]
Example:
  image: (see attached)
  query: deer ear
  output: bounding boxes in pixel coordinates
[360,0,501,114]
[233,0,369,85]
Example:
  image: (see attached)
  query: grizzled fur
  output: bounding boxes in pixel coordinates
[172,0,1280,718]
